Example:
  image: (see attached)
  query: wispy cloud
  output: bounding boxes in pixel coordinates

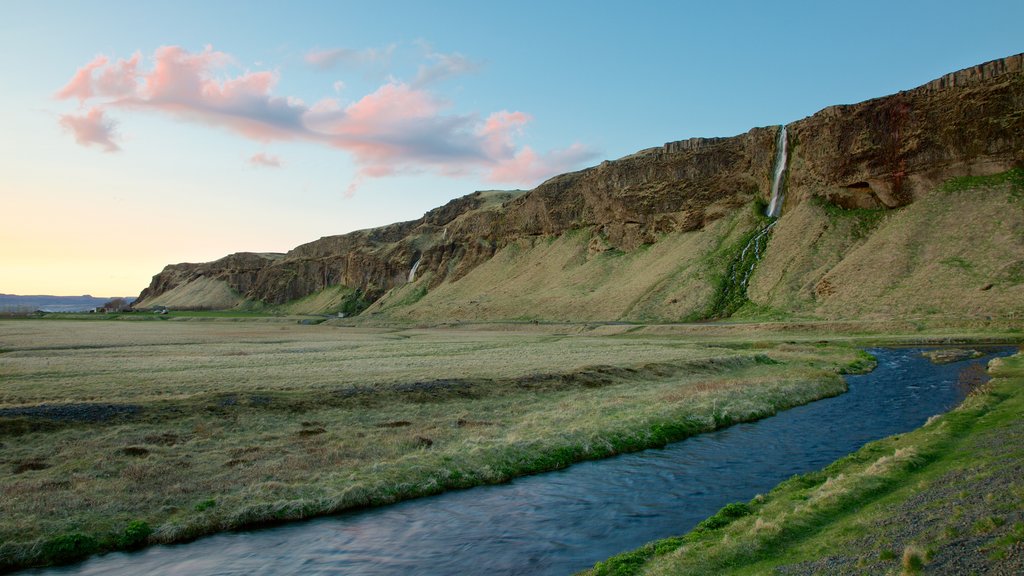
[304,45,396,71]
[56,45,597,192]
[249,152,282,168]
[412,47,482,88]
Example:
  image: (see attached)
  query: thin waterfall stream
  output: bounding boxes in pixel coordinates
[766,125,788,218]
[712,124,788,316]
[32,347,1016,576]
[737,220,775,289]
[408,257,422,283]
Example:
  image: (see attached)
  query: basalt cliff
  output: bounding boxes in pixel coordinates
[137,54,1024,322]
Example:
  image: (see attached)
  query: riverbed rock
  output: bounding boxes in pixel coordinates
[922,348,985,364]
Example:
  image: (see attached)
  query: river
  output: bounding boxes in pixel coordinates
[33,346,1015,575]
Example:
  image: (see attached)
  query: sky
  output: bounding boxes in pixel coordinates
[1,0,1021,297]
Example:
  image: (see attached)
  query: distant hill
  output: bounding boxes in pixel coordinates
[0,294,132,313]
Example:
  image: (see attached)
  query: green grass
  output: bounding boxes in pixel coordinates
[940,167,1024,196]
[277,285,371,316]
[584,351,1024,576]
[0,320,873,571]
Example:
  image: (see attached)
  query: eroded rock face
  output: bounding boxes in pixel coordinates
[137,54,1024,313]
[787,54,1024,210]
[494,128,777,249]
[136,252,284,307]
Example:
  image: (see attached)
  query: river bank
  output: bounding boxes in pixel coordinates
[590,349,1024,575]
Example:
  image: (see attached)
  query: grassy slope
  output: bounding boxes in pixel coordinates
[277,284,366,316]
[586,351,1024,576]
[371,208,762,323]
[0,320,865,570]
[135,276,245,310]
[752,171,1024,322]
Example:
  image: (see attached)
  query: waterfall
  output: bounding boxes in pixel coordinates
[765,125,788,218]
[408,257,422,283]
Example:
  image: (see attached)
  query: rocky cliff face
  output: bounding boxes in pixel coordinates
[137,54,1024,315]
[786,54,1023,210]
[136,252,284,307]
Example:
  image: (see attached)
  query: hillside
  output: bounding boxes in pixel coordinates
[136,54,1024,323]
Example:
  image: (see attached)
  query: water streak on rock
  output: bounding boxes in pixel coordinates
[738,221,776,288]
[408,257,422,283]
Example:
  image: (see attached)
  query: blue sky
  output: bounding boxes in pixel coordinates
[1,0,1021,296]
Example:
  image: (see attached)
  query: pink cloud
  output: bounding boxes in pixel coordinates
[56,45,598,192]
[249,152,282,168]
[488,143,596,184]
[96,53,141,97]
[480,110,532,159]
[58,107,119,152]
[55,55,108,102]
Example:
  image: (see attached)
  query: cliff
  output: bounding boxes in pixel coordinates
[137,54,1024,320]
[786,54,1024,210]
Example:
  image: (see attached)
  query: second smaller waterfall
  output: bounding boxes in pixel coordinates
[765,125,788,218]
[408,257,422,283]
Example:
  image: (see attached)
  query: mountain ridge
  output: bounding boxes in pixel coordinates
[136,53,1024,322]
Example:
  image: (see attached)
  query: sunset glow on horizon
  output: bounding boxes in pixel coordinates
[2,0,1021,297]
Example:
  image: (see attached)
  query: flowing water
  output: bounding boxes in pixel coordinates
[737,220,776,289]
[34,347,1015,576]
[408,258,422,283]
[765,125,788,218]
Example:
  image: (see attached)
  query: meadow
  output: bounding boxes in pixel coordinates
[0,318,872,569]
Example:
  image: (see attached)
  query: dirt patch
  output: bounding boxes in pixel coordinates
[12,459,49,474]
[143,432,185,446]
[456,418,494,427]
[376,420,412,428]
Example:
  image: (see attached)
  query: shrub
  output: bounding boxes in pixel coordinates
[41,533,99,564]
[695,501,753,532]
[901,544,925,574]
[117,520,152,549]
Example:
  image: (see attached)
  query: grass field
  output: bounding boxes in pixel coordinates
[0,319,874,570]
[587,351,1024,576]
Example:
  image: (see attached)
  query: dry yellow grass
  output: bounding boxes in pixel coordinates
[136,276,244,310]
[370,209,755,323]
[2,321,759,405]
